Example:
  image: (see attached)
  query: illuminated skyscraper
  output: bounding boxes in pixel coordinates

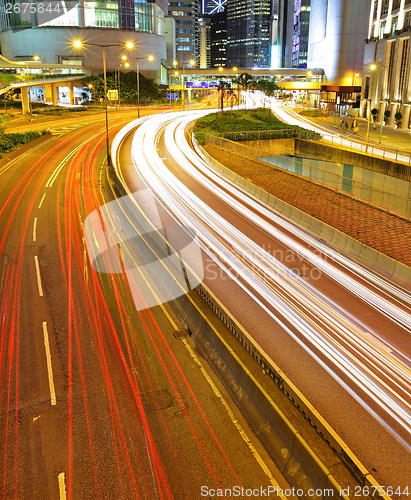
[291,0,310,68]
[210,10,227,67]
[200,0,227,15]
[198,15,211,68]
[169,0,198,62]
[226,0,273,68]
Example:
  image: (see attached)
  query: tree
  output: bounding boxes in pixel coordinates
[254,79,282,96]
[81,70,161,104]
[394,111,402,128]
[218,80,231,116]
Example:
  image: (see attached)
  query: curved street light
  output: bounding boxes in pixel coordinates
[129,55,154,118]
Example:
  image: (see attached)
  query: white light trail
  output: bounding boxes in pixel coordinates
[112,108,411,451]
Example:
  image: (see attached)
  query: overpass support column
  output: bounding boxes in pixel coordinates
[21,86,30,114]
[69,83,74,105]
[44,83,52,103]
[51,83,59,106]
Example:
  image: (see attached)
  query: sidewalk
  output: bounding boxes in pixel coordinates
[305,111,411,153]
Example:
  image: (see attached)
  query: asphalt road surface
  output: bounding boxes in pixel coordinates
[114,109,411,495]
[0,112,289,498]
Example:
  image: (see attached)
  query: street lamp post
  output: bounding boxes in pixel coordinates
[25,55,40,120]
[134,55,154,119]
[365,63,377,153]
[365,98,371,152]
[73,40,133,165]
[116,57,129,109]
[173,58,195,110]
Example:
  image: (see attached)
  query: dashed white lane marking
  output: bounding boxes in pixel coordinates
[42,322,57,406]
[34,255,44,297]
[38,193,46,209]
[33,217,37,242]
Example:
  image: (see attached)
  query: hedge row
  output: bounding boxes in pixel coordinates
[193,108,314,144]
[0,130,47,157]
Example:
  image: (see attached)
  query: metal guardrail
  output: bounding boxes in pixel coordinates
[322,132,411,166]
[207,134,411,220]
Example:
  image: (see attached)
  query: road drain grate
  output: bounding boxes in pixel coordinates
[171,327,191,339]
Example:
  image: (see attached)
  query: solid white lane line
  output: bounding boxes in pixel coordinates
[34,255,44,297]
[42,322,57,406]
[38,193,46,208]
[57,472,67,499]
[33,217,37,242]
[46,142,83,188]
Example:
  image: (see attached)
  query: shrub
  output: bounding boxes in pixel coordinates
[0,130,43,157]
[193,108,317,144]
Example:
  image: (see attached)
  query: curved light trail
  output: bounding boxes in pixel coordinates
[112,109,411,456]
[1,113,277,498]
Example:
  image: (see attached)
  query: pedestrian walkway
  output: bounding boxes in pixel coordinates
[305,111,411,153]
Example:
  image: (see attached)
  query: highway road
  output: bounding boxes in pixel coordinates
[113,108,411,494]
[0,111,288,498]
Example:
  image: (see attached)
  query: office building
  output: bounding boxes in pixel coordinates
[0,0,168,79]
[363,0,411,129]
[210,11,227,67]
[198,15,211,68]
[226,0,273,68]
[285,0,310,68]
[169,0,198,64]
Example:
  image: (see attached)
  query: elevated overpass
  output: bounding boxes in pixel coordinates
[0,54,85,112]
[168,67,325,90]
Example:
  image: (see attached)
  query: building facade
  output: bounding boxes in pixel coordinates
[307,0,370,85]
[198,15,211,68]
[168,0,198,64]
[362,0,411,129]
[210,11,227,67]
[226,0,273,68]
[0,0,168,79]
[290,0,310,68]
